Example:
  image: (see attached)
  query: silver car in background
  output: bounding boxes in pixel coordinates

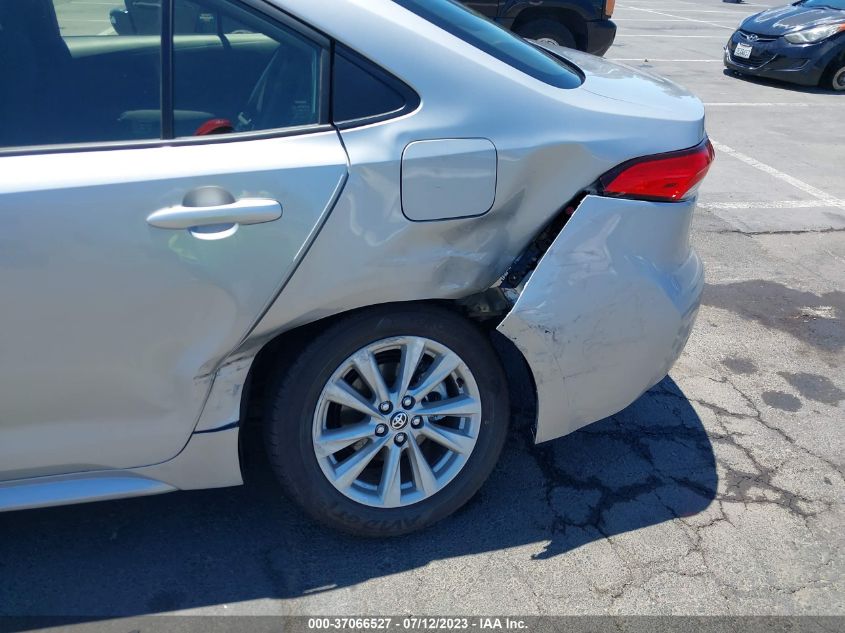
[0,0,711,536]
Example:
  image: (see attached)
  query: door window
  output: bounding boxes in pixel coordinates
[172,0,326,138]
[0,0,326,149]
[0,0,161,147]
[52,0,121,36]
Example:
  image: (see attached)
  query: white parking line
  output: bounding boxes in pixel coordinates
[710,140,845,210]
[610,58,723,62]
[615,34,728,37]
[616,9,755,14]
[618,7,738,29]
[615,18,739,22]
[706,102,838,107]
[699,200,845,210]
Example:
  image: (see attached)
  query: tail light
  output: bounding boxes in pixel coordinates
[598,139,715,202]
[605,0,615,18]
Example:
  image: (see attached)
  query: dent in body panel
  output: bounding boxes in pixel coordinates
[193,358,253,433]
[237,0,707,353]
[497,195,704,443]
[242,137,598,349]
[228,0,708,448]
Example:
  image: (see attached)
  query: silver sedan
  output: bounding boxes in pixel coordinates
[0,0,712,536]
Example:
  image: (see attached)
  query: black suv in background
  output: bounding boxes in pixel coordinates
[464,0,617,55]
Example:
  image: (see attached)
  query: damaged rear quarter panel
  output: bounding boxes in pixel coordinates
[497,194,703,443]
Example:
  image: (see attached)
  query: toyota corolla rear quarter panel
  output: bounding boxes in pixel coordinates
[234,0,707,444]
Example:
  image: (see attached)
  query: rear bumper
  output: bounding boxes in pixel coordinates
[723,31,843,87]
[586,19,617,56]
[497,194,703,443]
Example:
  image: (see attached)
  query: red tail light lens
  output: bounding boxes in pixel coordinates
[599,139,715,202]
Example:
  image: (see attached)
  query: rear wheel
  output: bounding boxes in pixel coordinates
[264,305,509,537]
[515,18,577,49]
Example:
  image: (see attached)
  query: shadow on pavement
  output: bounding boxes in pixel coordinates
[0,377,716,617]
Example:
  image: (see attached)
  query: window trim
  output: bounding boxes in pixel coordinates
[331,44,421,131]
[0,0,332,156]
[0,124,336,158]
[161,0,175,139]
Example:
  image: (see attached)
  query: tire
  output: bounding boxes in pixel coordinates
[515,18,577,49]
[264,304,510,537]
[823,56,845,92]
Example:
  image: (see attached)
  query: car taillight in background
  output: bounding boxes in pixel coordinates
[605,0,616,19]
[598,139,715,202]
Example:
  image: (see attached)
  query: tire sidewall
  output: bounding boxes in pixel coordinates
[822,52,845,91]
[266,305,509,537]
[517,19,576,49]
[831,63,845,91]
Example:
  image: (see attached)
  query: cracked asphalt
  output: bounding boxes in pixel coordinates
[1,0,843,620]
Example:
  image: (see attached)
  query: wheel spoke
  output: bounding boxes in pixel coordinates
[409,351,461,400]
[314,422,375,458]
[324,378,380,418]
[314,335,481,510]
[419,423,475,455]
[378,444,404,506]
[407,436,437,496]
[395,338,426,397]
[332,436,389,489]
[418,394,481,418]
[351,349,390,405]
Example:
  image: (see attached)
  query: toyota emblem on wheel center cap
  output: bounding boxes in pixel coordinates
[390,411,409,430]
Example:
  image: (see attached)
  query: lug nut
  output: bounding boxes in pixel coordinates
[401,395,415,409]
[375,424,388,437]
[395,432,407,446]
[411,416,423,429]
[378,401,392,414]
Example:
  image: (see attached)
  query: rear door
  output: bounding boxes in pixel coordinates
[0,0,348,480]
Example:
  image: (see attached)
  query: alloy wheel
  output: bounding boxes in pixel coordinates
[833,66,845,91]
[312,336,482,509]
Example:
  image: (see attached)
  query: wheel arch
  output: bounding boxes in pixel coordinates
[821,48,845,90]
[237,299,538,449]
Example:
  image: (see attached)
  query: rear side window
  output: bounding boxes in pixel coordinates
[0,0,162,147]
[392,0,582,89]
[332,49,419,127]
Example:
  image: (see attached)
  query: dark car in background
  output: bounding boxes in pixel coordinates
[465,0,617,55]
[724,0,845,91]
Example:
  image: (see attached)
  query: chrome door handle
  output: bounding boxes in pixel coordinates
[146,198,282,230]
